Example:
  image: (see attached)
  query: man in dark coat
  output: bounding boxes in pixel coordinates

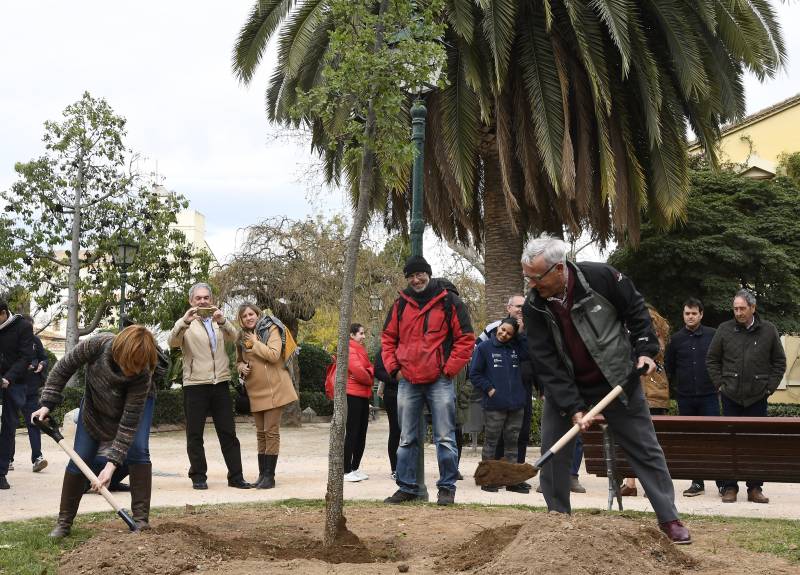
[706,289,786,504]
[0,299,35,489]
[521,234,690,545]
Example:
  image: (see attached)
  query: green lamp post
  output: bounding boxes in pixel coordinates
[113,237,139,330]
[409,96,430,500]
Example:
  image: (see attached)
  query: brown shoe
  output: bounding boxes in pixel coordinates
[747,488,769,504]
[721,488,737,503]
[619,485,637,497]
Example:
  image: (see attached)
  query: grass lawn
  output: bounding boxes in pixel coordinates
[1,501,798,574]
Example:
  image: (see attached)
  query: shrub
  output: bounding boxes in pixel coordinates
[153,389,186,424]
[298,343,332,393]
[768,403,800,417]
[300,391,333,416]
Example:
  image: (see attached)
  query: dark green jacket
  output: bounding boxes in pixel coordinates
[706,314,786,407]
[523,261,658,417]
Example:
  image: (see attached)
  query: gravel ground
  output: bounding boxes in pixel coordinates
[1,413,797,522]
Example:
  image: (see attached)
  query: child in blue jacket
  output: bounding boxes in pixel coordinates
[469,317,528,492]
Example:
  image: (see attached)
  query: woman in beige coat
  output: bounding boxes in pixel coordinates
[236,303,298,489]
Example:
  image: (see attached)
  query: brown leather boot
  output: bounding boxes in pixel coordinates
[129,463,153,530]
[747,488,769,504]
[49,472,87,538]
[721,488,737,503]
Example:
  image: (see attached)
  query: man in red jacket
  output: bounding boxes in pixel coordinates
[381,255,475,506]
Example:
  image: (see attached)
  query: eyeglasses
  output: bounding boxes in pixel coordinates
[406,272,428,281]
[523,262,558,283]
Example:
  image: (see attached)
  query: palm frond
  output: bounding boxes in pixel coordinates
[233,0,298,84]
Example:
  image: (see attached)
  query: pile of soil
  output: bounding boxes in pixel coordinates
[58,504,798,574]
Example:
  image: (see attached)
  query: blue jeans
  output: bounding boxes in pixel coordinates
[0,384,27,475]
[677,393,720,418]
[90,395,155,484]
[396,376,458,494]
[720,395,768,492]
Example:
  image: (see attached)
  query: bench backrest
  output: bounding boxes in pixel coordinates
[583,416,800,483]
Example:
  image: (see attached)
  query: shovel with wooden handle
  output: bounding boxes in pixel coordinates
[474,365,648,487]
[34,416,139,532]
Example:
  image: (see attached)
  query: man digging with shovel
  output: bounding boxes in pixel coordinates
[519,234,690,545]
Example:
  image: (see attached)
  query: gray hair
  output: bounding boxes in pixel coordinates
[189,282,213,300]
[521,234,568,267]
[734,289,756,307]
[506,294,525,306]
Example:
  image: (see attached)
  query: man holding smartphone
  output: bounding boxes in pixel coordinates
[168,283,251,490]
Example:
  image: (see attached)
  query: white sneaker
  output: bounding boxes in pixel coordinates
[32,456,48,473]
[353,469,369,480]
[343,471,362,482]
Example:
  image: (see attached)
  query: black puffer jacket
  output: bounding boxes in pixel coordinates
[706,314,786,407]
[0,314,34,386]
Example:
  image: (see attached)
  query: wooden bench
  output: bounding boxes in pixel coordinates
[583,415,800,509]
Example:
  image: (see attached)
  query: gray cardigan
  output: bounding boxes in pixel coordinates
[40,333,151,466]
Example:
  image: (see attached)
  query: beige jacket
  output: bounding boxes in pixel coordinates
[169,316,238,386]
[236,326,298,412]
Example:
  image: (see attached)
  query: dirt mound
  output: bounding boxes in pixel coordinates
[473,513,695,575]
[57,504,799,575]
[473,460,538,486]
[59,508,384,575]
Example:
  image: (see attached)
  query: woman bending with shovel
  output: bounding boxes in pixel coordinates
[31,326,159,538]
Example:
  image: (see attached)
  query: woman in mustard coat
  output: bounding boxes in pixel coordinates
[236,303,298,489]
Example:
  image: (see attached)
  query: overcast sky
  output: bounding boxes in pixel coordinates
[2,1,799,263]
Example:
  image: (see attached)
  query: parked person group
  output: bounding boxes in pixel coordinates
[12,247,790,547]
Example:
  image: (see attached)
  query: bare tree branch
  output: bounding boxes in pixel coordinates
[446,239,485,278]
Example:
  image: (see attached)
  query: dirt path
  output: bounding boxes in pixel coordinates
[2,415,799,522]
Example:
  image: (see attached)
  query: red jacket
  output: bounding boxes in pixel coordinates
[381,282,475,384]
[347,339,375,398]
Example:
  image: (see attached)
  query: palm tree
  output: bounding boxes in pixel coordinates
[233,0,785,319]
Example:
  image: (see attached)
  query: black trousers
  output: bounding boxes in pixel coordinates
[495,384,533,462]
[183,382,244,482]
[383,386,401,472]
[344,395,370,473]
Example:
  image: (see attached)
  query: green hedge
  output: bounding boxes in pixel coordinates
[300,391,333,416]
[298,343,332,393]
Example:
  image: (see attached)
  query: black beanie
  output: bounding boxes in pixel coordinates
[403,255,433,277]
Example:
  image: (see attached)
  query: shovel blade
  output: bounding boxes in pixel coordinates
[473,460,538,487]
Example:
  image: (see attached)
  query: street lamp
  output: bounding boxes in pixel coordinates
[112,237,139,330]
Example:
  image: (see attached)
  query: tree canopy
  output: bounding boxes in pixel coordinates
[0,92,211,349]
[232,0,785,319]
[609,170,800,334]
